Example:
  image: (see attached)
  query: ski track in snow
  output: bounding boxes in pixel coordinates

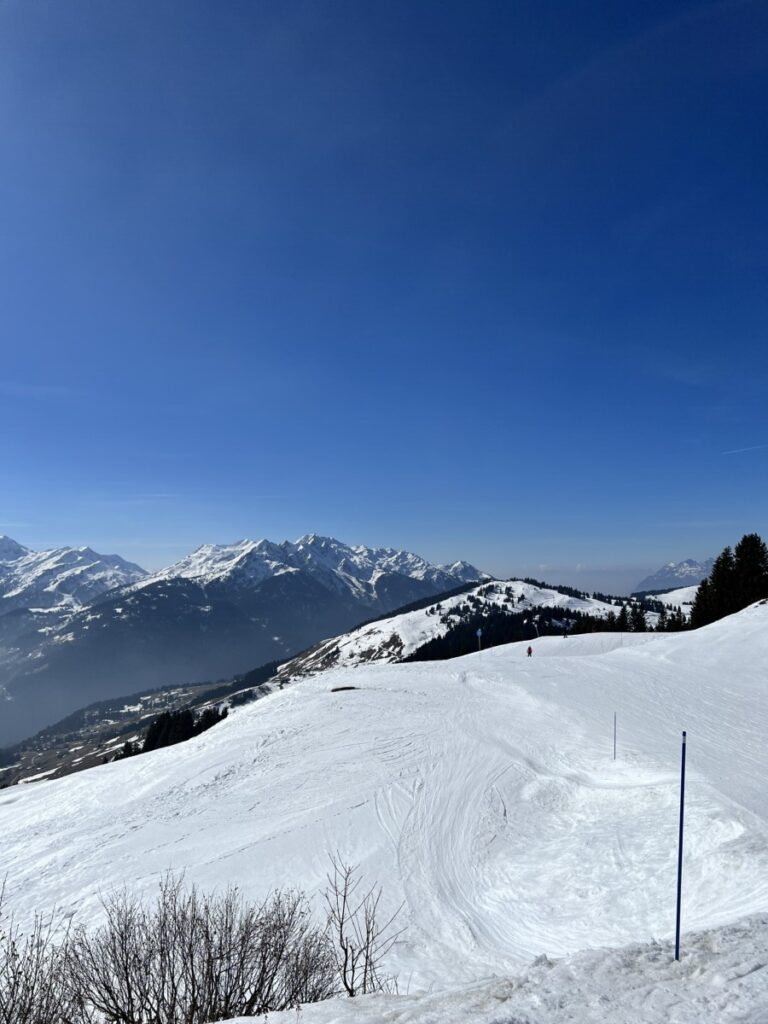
[1,606,768,1018]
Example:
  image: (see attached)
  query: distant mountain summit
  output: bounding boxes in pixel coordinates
[0,537,146,614]
[0,535,30,563]
[634,557,714,593]
[0,534,486,745]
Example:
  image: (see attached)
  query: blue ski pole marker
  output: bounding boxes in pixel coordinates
[476,627,482,650]
[675,730,687,961]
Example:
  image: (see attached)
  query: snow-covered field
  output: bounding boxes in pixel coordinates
[1,602,767,1021]
[656,584,699,612]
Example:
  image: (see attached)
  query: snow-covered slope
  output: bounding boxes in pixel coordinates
[280,579,623,678]
[635,558,713,593]
[2,601,767,1021]
[0,536,146,614]
[656,584,699,611]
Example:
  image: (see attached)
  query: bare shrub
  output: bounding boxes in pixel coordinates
[63,874,337,1022]
[0,882,72,1024]
[324,857,402,996]
[0,864,399,1021]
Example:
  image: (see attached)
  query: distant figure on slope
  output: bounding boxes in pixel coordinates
[527,646,533,657]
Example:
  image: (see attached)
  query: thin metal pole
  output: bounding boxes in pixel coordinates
[613,712,616,760]
[675,730,687,961]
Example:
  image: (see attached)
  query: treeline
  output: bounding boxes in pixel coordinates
[649,604,687,632]
[690,533,768,628]
[503,578,674,614]
[519,578,589,600]
[118,706,228,760]
[403,598,673,664]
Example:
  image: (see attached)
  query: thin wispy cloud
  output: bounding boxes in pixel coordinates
[722,443,768,455]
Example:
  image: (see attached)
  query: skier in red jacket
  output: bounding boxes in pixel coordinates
[527,646,533,657]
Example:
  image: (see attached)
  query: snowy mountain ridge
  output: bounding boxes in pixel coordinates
[635,557,714,593]
[276,579,625,681]
[0,536,147,614]
[129,533,485,598]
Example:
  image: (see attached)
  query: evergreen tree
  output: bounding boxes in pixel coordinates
[629,604,647,632]
[691,533,768,627]
[656,606,668,631]
[616,605,629,631]
[733,533,768,608]
[708,547,736,619]
[690,577,713,628]
[668,607,687,630]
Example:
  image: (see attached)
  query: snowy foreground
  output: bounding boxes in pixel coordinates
[239,916,768,1023]
[1,604,768,1021]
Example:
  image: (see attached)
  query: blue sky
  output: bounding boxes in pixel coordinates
[1,0,766,592]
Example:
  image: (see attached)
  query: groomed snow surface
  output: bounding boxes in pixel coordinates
[2,604,768,1022]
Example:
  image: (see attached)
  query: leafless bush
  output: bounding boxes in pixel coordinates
[0,882,72,1024]
[0,864,399,1021]
[62,875,337,1023]
[324,857,402,996]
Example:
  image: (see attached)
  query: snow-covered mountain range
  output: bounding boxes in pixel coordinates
[2,600,767,1021]
[0,536,146,614]
[0,534,485,745]
[130,533,483,599]
[634,557,714,593]
[0,536,147,654]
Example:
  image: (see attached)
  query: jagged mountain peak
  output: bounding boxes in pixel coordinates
[0,535,30,562]
[634,556,715,593]
[438,559,489,582]
[294,532,335,547]
[0,540,147,616]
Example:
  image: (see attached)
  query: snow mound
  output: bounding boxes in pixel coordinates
[236,915,768,1024]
